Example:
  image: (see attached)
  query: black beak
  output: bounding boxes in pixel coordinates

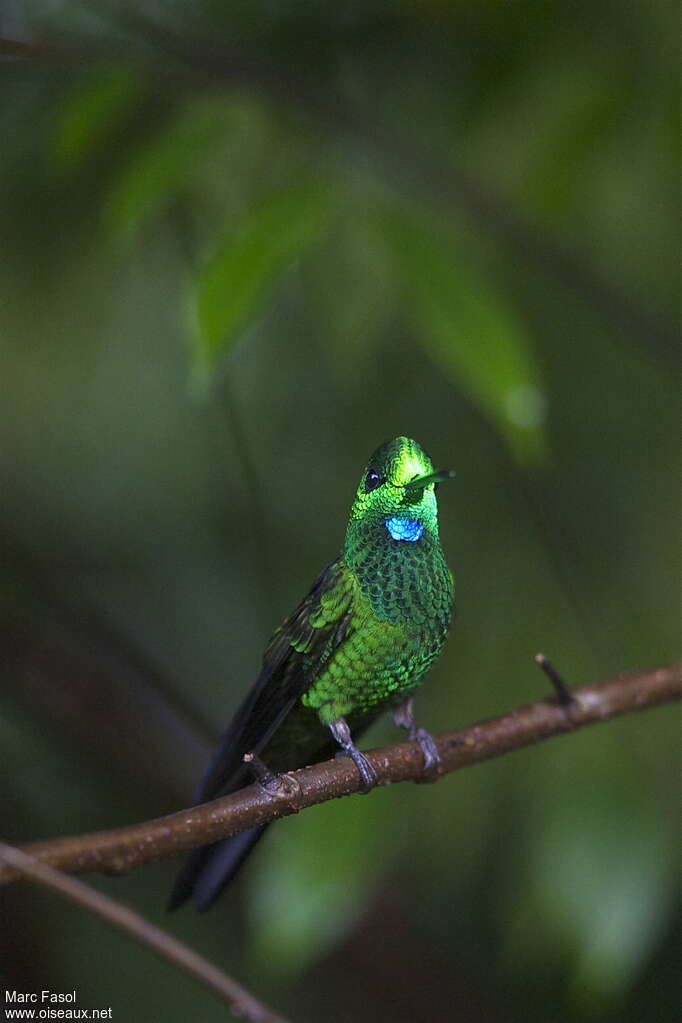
[403,468,455,494]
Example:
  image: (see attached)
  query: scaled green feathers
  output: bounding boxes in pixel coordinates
[170,436,454,911]
[302,436,453,721]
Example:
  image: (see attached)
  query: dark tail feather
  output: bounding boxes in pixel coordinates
[168,825,267,912]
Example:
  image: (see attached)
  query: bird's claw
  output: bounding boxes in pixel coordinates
[330,716,378,792]
[349,747,379,792]
[335,746,378,791]
[393,699,441,780]
[413,726,441,774]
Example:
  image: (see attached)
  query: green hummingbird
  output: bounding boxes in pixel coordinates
[170,436,454,911]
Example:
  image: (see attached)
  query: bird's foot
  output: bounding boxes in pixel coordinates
[346,746,379,791]
[393,698,442,781]
[412,727,441,773]
[329,717,378,792]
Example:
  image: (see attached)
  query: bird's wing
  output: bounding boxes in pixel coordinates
[196,557,356,801]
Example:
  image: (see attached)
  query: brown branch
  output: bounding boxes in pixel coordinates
[0,842,289,1023]
[1,663,678,886]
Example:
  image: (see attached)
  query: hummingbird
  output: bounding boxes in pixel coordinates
[170,436,454,911]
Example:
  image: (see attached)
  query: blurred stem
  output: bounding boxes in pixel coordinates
[1,662,677,886]
[515,469,605,673]
[170,199,274,623]
[0,842,290,1023]
[2,532,219,748]
[218,379,275,623]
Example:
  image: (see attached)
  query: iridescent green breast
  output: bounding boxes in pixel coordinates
[301,526,453,723]
[347,519,453,632]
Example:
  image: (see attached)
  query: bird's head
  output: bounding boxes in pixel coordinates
[346,436,452,545]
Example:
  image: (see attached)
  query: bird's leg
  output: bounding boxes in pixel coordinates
[393,697,441,773]
[329,716,378,792]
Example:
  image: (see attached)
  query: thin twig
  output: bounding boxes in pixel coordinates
[1,662,678,886]
[0,842,289,1023]
[535,652,574,706]
[243,751,280,787]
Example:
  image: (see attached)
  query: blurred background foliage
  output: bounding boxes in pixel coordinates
[0,1,678,1021]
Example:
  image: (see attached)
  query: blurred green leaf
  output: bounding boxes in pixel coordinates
[104,100,226,240]
[51,69,143,172]
[246,794,384,977]
[2,3,679,1017]
[523,64,628,221]
[379,204,548,465]
[305,218,393,380]
[500,735,679,1006]
[192,181,331,377]
[536,770,676,1003]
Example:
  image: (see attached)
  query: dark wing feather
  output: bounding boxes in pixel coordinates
[196,557,355,802]
[169,558,356,911]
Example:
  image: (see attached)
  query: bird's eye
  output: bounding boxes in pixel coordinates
[364,469,385,493]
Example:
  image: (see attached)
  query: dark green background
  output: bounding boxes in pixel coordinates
[1,3,678,1021]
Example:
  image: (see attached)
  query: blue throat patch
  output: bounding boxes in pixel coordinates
[385,517,424,542]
